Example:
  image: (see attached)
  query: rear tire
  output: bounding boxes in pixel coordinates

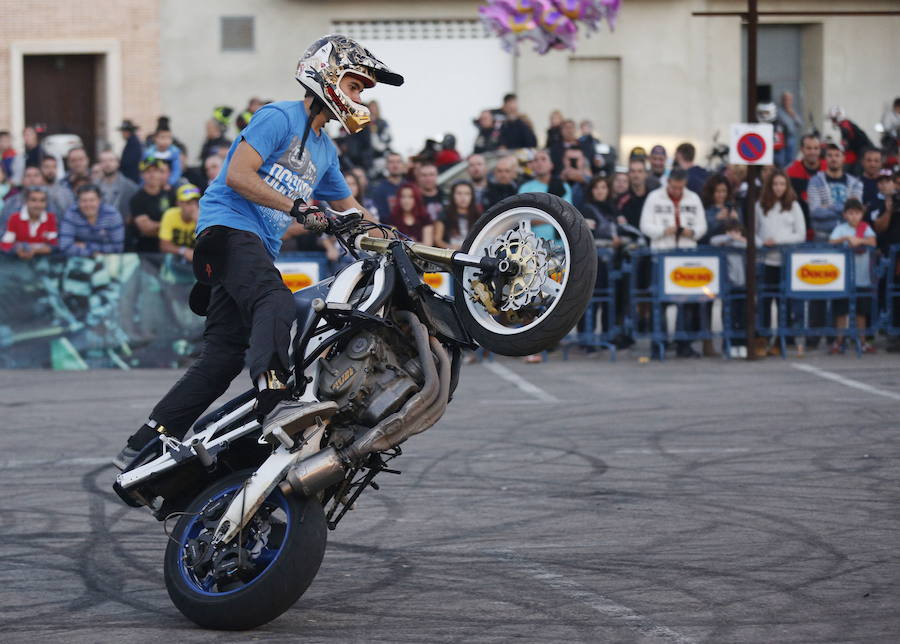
[163,469,327,630]
[454,192,596,356]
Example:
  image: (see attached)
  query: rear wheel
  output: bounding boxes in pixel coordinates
[454,192,596,356]
[163,469,327,630]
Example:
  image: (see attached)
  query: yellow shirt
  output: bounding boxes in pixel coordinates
[159,207,197,248]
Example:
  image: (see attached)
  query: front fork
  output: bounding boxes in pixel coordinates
[211,423,325,546]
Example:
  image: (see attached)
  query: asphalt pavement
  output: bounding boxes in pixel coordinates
[1,352,899,643]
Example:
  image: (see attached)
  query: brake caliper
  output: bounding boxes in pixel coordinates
[469,279,500,316]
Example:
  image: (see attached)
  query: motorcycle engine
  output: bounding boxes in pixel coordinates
[317,330,423,427]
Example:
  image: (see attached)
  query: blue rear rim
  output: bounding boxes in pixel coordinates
[177,483,292,596]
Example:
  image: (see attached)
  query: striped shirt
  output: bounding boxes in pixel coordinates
[59,203,125,257]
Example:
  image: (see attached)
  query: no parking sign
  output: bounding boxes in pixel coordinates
[730,123,774,166]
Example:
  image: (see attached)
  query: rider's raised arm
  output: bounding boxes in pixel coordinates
[225,140,295,214]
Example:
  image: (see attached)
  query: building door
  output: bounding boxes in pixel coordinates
[24,54,99,160]
[742,25,804,120]
[567,57,621,151]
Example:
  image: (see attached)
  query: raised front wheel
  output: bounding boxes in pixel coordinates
[454,192,596,356]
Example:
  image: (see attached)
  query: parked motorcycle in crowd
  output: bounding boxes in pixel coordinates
[706,130,730,173]
[114,193,596,629]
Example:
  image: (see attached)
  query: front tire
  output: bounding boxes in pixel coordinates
[163,469,327,630]
[454,192,596,356]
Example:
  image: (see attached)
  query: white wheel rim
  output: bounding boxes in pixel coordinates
[462,206,571,336]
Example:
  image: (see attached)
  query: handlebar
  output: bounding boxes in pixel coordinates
[355,235,517,277]
[317,207,516,277]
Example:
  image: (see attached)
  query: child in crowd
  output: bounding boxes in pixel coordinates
[710,219,748,357]
[828,198,877,354]
[145,127,182,187]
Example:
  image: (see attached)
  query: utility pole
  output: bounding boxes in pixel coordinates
[745,0,759,358]
[692,1,900,360]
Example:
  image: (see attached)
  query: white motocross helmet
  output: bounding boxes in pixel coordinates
[756,101,777,124]
[296,35,403,134]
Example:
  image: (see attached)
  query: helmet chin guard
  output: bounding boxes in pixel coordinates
[296,34,403,134]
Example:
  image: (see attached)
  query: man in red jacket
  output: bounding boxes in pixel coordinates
[0,186,57,259]
[786,134,826,237]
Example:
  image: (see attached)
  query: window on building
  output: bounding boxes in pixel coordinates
[221,16,254,52]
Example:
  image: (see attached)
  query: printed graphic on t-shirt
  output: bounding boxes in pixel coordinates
[828,179,848,207]
[170,226,195,247]
[259,141,318,240]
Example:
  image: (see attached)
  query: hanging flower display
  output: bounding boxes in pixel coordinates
[479,0,621,54]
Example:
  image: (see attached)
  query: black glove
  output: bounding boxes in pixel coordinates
[290,198,330,234]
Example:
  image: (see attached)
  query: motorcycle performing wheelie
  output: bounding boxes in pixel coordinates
[114,193,595,629]
[113,34,596,630]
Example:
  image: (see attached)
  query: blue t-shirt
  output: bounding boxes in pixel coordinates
[199,101,351,258]
[517,179,573,204]
[517,179,572,240]
[829,221,875,287]
[826,174,849,210]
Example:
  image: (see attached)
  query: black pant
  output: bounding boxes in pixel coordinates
[729,287,747,346]
[150,227,296,438]
[675,302,701,350]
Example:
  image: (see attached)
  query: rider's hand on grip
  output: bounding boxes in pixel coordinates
[290,198,330,234]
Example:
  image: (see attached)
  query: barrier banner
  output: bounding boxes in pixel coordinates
[423,272,453,297]
[275,261,322,293]
[0,254,203,369]
[789,252,846,294]
[661,255,720,297]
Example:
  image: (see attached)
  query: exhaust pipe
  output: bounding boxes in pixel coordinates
[280,311,450,498]
[279,446,346,497]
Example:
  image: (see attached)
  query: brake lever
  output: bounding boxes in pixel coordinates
[326,208,364,233]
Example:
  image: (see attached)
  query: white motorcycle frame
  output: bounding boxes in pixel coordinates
[115,255,391,543]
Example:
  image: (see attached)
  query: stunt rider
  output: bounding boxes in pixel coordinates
[114,35,404,469]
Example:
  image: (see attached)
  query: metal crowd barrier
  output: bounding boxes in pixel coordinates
[561,247,619,361]
[620,247,733,360]
[761,245,880,357]
[562,243,896,360]
[883,245,900,338]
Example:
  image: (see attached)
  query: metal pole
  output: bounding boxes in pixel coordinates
[693,11,900,17]
[744,0,759,359]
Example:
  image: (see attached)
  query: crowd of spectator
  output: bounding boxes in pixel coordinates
[2,91,899,357]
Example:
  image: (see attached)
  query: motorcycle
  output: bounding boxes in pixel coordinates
[113,192,596,629]
[706,130,730,173]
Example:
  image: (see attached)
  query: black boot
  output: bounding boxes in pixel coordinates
[113,423,166,471]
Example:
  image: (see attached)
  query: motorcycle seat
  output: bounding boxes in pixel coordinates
[293,277,335,330]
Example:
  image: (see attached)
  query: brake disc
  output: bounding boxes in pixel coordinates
[485,223,550,312]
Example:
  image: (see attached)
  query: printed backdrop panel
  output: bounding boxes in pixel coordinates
[662,255,721,297]
[789,252,846,293]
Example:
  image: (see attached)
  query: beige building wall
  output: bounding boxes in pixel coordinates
[517,0,900,161]
[159,0,481,161]
[158,0,899,166]
[1,0,881,164]
[0,0,161,154]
